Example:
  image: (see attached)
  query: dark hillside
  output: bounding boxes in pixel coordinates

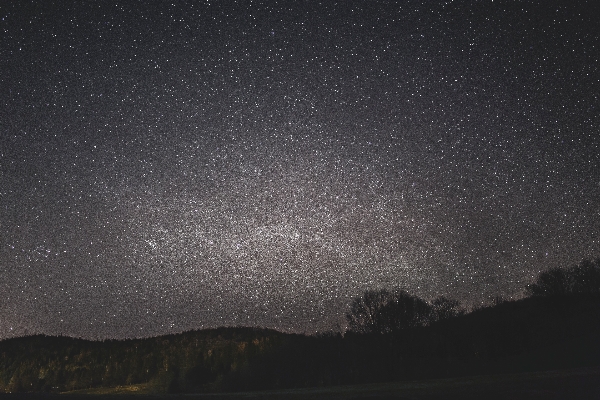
[0,327,289,393]
[1,294,599,394]
[399,293,600,378]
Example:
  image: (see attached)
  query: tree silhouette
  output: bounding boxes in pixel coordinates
[430,296,464,322]
[570,258,600,294]
[346,289,432,334]
[526,258,600,297]
[346,289,395,334]
[526,268,570,296]
[382,290,432,331]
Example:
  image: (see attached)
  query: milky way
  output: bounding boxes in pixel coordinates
[1,1,599,339]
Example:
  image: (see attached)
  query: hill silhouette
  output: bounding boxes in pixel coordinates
[1,293,599,394]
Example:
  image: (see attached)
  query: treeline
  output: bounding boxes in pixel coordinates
[346,290,463,335]
[0,258,599,394]
[345,258,600,335]
[526,258,600,297]
[0,327,290,393]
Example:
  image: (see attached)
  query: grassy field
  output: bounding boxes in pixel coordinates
[0,365,593,399]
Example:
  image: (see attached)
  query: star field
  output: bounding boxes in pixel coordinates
[1,0,599,339]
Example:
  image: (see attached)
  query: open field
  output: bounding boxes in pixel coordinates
[1,366,598,400]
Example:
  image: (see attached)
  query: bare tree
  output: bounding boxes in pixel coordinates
[346,289,395,334]
[430,296,464,322]
[346,289,432,334]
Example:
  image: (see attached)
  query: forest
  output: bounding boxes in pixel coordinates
[1,258,599,394]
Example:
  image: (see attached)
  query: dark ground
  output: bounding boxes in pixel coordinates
[0,366,599,400]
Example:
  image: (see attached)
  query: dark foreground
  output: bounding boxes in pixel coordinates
[0,366,599,400]
[2,294,599,395]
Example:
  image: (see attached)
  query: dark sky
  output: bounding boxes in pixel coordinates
[1,0,599,339]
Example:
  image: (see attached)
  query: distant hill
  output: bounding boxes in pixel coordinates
[1,294,599,394]
[0,326,296,393]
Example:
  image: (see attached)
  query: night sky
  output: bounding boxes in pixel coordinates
[1,0,599,340]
